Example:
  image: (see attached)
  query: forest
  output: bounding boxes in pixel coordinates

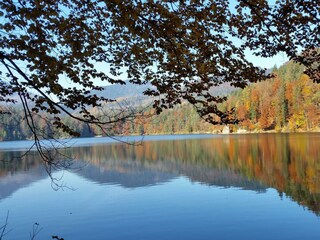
[0,61,319,141]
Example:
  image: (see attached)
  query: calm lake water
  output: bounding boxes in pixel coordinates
[0,133,319,239]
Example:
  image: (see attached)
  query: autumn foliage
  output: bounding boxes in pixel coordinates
[0,61,318,140]
[224,62,320,132]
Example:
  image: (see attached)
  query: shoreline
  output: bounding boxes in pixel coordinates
[0,130,320,144]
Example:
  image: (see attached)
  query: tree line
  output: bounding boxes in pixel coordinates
[0,61,318,141]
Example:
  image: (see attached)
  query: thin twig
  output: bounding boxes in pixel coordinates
[29,223,42,240]
[0,211,11,240]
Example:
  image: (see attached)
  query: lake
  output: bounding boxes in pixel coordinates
[0,133,319,239]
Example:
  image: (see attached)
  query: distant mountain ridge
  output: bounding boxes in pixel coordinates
[95,81,237,102]
[93,81,152,100]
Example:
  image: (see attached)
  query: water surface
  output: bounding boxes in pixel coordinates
[0,133,319,239]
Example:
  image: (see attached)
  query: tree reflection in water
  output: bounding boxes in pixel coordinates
[0,133,319,214]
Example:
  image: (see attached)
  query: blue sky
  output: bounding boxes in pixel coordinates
[245,51,289,69]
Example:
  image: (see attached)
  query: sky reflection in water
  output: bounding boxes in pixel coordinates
[0,133,319,239]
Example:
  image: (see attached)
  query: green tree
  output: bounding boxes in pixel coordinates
[276,81,288,128]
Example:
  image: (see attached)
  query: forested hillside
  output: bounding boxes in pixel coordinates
[0,61,319,141]
[223,62,320,132]
[117,61,320,135]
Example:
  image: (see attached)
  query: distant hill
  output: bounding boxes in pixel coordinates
[209,82,237,96]
[94,80,237,102]
[93,81,152,100]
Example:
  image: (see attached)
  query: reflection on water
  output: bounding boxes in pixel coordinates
[0,133,319,215]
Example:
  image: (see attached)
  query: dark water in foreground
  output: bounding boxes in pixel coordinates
[0,133,319,239]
